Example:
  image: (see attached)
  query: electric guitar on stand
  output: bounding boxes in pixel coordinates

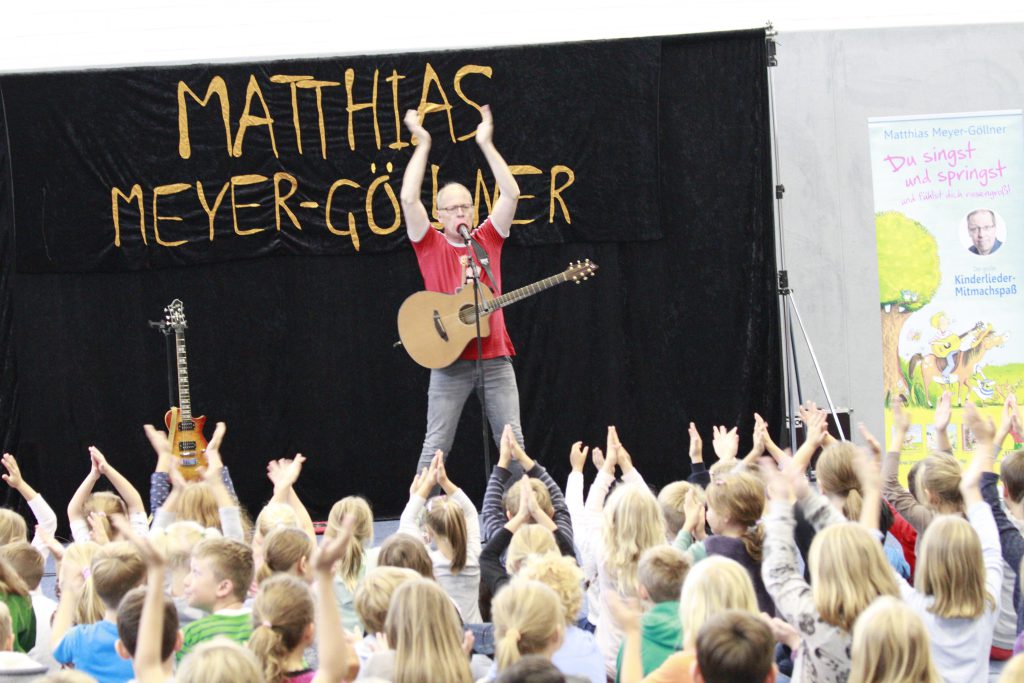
[397,259,598,369]
[163,300,208,480]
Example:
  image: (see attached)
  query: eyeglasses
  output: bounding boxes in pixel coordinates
[440,204,473,214]
[968,224,996,234]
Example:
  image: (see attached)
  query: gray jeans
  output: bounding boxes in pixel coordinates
[417,356,525,476]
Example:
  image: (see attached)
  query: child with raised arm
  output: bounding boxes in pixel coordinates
[67,447,148,544]
[397,451,482,623]
[324,495,377,631]
[2,453,59,561]
[482,425,574,545]
[898,403,1003,683]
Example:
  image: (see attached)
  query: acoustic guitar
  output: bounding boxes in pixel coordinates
[397,259,598,369]
[931,321,984,358]
[163,300,208,480]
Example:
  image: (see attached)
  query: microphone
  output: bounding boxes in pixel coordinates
[457,223,472,242]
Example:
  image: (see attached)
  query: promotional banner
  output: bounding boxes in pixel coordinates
[0,39,662,273]
[869,110,1024,477]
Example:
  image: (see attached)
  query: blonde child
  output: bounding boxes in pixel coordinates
[398,451,482,622]
[759,453,900,683]
[249,540,355,683]
[67,447,148,544]
[520,553,604,683]
[57,542,104,626]
[0,601,47,678]
[52,541,147,682]
[360,577,473,683]
[575,428,663,677]
[490,580,567,678]
[325,495,377,631]
[352,566,420,666]
[656,481,700,542]
[176,537,255,662]
[895,405,1003,683]
[848,595,940,683]
[614,555,760,683]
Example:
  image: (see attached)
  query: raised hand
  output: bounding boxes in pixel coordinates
[760,457,794,503]
[712,425,739,461]
[201,422,227,484]
[499,424,514,469]
[891,398,910,439]
[569,441,589,473]
[403,109,430,145]
[434,450,456,494]
[475,104,493,147]
[1,453,23,490]
[688,422,703,464]
[268,454,306,492]
[934,391,952,431]
[963,401,995,446]
[682,490,704,534]
[87,511,110,544]
[592,447,605,471]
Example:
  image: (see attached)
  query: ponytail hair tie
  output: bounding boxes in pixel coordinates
[262,620,274,629]
[505,628,521,642]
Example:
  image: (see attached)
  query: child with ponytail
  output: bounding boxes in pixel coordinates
[325,495,377,631]
[398,451,482,622]
[674,469,774,615]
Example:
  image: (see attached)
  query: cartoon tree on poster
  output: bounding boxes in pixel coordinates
[877,211,940,403]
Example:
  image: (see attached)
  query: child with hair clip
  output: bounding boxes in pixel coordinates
[325,495,377,631]
[848,595,940,683]
[894,403,1003,683]
[398,450,482,623]
[360,577,474,683]
[612,555,761,683]
[759,442,900,683]
[147,423,246,542]
[673,469,774,616]
[67,446,148,544]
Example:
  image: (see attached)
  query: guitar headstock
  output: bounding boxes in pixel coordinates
[567,259,598,284]
[165,299,187,331]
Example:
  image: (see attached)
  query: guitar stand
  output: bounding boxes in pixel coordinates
[148,318,178,412]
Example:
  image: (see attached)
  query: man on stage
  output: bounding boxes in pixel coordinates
[400,104,525,476]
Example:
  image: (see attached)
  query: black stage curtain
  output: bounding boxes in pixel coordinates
[0,30,780,528]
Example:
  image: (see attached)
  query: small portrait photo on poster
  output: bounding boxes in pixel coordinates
[961,208,1006,256]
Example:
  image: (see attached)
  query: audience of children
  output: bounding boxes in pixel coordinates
[0,390,1022,683]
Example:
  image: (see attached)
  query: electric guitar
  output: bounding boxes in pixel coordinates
[163,300,208,480]
[397,259,598,369]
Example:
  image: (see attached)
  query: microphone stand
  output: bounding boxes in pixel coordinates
[460,225,494,484]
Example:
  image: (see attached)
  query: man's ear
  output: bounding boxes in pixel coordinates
[115,639,131,661]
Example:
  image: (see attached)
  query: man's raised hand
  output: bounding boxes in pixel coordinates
[403,109,430,145]
[475,104,493,148]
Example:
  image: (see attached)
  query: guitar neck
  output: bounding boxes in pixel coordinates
[484,271,572,313]
[174,328,192,420]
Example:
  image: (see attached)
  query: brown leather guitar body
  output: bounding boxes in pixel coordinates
[397,260,598,369]
[163,299,208,480]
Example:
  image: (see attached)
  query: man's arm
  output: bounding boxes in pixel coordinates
[475,105,520,236]
[399,109,432,243]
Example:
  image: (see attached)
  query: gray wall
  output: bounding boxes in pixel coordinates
[771,23,1024,438]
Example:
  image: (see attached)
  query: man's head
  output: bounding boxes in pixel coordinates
[185,538,254,610]
[692,610,776,683]
[967,208,998,255]
[436,182,474,241]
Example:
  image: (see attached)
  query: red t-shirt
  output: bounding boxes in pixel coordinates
[411,218,515,360]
